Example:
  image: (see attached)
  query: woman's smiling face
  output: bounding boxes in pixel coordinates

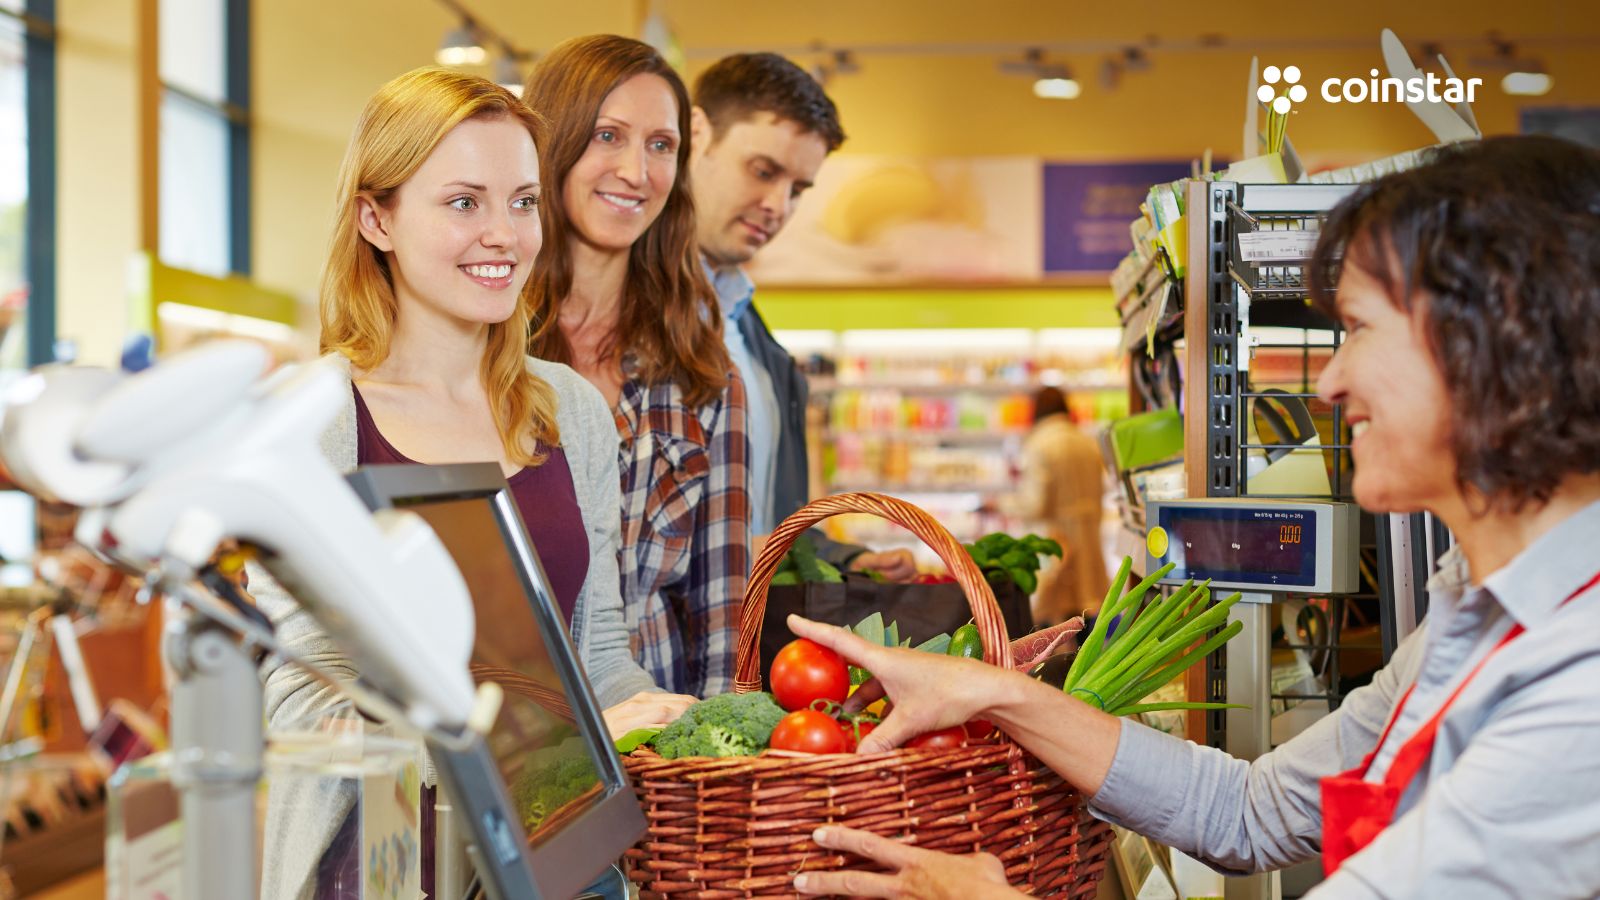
[561,73,681,252]
[361,115,542,327]
[1316,248,1458,515]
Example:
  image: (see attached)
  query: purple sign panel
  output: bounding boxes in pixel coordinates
[1042,161,1195,274]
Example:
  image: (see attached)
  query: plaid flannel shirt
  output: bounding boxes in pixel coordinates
[613,359,751,697]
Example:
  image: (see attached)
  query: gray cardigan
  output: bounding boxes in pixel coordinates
[254,353,657,900]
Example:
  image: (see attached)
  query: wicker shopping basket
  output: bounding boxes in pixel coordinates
[622,492,1113,897]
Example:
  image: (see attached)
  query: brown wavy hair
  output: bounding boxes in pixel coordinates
[523,34,728,407]
[319,67,559,466]
[1309,135,1600,513]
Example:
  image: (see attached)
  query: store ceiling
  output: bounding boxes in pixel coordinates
[256,0,1600,159]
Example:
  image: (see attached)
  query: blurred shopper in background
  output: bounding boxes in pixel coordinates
[1002,385,1110,623]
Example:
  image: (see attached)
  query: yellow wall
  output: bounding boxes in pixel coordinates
[674,1,1600,162]
[250,0,637,306]
[45,1,1600,361]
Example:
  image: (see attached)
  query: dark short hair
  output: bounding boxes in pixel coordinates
[1309,135,1600,513]
[1033,386,1070,422]
[692,53,845,151]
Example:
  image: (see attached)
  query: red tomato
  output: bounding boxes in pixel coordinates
[840,719,878,752]
[963,719,997,741]
[770,710,848,754]
[770,639,850,712]
[905,726,967,750]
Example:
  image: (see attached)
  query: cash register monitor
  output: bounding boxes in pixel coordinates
[346,463,645,900]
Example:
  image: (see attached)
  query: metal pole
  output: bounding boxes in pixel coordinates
[1224,593,1281,900]
[166,608,262,900]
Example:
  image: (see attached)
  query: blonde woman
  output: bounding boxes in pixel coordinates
[524,35,751,699]
[253,67,693,899]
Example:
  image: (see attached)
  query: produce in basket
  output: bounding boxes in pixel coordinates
[1060,557,1246,716]
[769,638,849,711]
[621,492,1115,898]
[646,691,787,759]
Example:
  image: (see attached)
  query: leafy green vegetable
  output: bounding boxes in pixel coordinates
[651,692,788,759]
[780,533,843,584]
[961,532,1063,595]
[613,727,662,754]
[848,612,958,683]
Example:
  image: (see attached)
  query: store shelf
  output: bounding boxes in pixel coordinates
[828,481,1007,495]
[812,377,1119,395]
[824,428,1026,443]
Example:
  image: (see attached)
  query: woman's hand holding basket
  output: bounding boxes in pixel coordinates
[794,825,1022,899]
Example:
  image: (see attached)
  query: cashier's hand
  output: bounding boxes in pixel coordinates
[849,549,918,583]
[788,615,1013,753]
[794,826,1023,899]
[603,691,698,740]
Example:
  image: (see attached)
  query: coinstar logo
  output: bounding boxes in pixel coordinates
[1260,63,1483,109]
[1257,65,1308,113]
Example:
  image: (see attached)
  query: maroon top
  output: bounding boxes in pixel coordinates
[351,385,589,624]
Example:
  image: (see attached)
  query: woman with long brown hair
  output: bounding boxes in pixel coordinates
[524,35,750,698]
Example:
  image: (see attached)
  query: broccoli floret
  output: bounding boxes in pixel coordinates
[651,692,787,760]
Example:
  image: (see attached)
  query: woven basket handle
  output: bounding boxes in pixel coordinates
[733,492,1014,693]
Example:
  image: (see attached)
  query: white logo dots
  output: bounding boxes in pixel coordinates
[1257,64,1309,114]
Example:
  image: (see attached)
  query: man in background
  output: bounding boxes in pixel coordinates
[690,53,916,580]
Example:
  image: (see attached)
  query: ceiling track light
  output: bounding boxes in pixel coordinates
[999,48,1081,100]
[436,19,486,67]
[433,0,537,92]
[1469,31,1552,97]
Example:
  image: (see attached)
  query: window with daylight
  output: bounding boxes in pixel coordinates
[0,2,55,369]
[158,0,249,277]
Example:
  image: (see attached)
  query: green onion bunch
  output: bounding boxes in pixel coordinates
[1061,557,1245,716]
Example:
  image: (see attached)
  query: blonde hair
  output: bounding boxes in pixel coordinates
[319,67,558,465]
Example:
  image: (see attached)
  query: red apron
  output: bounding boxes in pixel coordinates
[1320,569,1600,875]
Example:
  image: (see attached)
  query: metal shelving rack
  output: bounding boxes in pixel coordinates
[1175,180,1402,759]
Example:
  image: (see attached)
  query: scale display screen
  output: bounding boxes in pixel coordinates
[1156,505,1318,587]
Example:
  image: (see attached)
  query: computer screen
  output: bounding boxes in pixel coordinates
[346,463,645,900]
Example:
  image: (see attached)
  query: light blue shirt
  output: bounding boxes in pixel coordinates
[706,260,779,534]
[1089,499,1600,898]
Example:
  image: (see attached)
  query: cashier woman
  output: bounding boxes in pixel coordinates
[788,135,1600,899]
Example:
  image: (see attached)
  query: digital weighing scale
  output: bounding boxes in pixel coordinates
[1144,498,1359,594]
[1143,498,1361,900]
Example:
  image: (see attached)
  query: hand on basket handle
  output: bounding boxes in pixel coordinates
[788,614,1009,754]
[794,826,1023,899]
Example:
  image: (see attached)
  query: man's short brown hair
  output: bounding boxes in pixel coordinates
[693,53,845,151]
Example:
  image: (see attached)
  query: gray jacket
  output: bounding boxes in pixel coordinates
[255,353,657,899]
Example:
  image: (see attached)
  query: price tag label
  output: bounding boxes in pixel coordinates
[1238,230,1320,263]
